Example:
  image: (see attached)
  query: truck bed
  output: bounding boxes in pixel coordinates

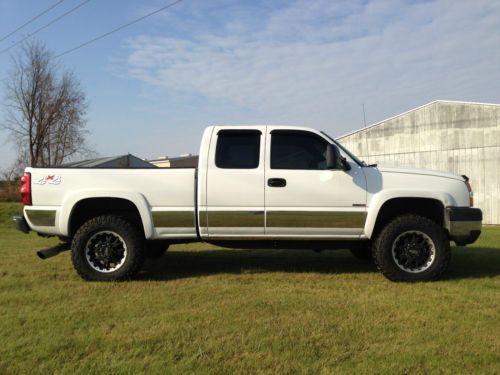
[24,167,197,238]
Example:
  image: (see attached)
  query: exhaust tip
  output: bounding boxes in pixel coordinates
[36,243,70,260]
[37,250,48,260]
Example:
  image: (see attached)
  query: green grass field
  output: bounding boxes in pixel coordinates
[0,203,499,374]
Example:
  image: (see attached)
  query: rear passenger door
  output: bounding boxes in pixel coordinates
[205,127,266,238]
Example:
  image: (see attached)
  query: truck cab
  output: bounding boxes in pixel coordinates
[198,125,367,240]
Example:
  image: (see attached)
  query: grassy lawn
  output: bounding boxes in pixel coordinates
[0,202,499,374]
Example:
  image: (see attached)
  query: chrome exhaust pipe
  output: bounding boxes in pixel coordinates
[37,243,70,260]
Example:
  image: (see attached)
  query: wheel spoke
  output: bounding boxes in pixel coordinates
[392,230,436,273]
[85,231,127,273]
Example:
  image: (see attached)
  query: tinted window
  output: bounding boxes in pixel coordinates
[216,130,261,169]
[271,132,328,170]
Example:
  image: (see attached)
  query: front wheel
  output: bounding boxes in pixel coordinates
[71,215,146,281]
[373,215,450,282]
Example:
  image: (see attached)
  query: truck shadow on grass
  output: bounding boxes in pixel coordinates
[446,246,500,280]
[139,246,500,281]
[140,249,376,281]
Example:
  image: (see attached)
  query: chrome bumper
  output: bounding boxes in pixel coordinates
[446,207,482,246]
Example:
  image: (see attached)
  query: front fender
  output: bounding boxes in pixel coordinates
[59,190,154,239]
[364,189,455,238]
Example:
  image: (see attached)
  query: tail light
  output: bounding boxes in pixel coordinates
[462,175,473,207]
[20,172,32,206]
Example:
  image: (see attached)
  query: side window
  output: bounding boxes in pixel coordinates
[271,131,328,170]
[215,130,261,169]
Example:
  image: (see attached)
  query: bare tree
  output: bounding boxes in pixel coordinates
[2,41,91,168]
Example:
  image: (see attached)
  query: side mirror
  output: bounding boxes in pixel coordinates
[326,144,351,171]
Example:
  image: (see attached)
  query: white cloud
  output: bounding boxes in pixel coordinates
[125,0,500,136]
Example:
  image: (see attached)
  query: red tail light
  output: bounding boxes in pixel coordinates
[20,172,32,206]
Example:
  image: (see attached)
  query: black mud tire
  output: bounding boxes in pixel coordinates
[373,215,450,282]
[71,215,146,281]
[349,246,373,262]
[146,241,169,259]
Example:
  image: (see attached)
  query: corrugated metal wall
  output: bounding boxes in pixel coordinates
[337,101,499,224]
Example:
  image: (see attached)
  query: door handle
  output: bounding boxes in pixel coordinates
[268,178,287,187]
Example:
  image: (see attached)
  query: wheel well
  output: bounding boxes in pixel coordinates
[69,198,144,238]
[372,198,444,239]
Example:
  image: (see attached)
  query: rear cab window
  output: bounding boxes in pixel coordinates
[215,130,261,169]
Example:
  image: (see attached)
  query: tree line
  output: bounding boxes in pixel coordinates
[1,41,92,200]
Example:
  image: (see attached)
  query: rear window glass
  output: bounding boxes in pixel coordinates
[215,130,261,169]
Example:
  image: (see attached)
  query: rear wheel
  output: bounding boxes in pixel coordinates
[373,215,450,282]
[71,215,145,281]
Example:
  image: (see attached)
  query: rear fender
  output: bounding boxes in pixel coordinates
[60,190,154,239]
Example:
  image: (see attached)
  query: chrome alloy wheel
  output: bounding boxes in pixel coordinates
[391,230,436,273]
[85,231,128,273]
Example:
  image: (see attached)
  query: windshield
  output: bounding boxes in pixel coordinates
[320,131,365,167]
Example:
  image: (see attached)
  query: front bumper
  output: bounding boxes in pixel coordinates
[446,207,482,246]
[13,215,31,234]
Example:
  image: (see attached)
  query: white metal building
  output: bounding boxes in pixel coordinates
[337,100,500,224]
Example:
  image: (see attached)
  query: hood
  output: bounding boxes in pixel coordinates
[377,166,465,181]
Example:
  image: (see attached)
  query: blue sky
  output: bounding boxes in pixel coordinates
[0,0,499,169]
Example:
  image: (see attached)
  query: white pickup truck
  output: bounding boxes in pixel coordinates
[14,125,482,282]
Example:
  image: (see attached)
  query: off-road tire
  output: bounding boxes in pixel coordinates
[146,242,169,258]
[71,215,146,281]
[373,215,450,282]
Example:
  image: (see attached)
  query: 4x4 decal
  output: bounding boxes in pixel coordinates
[33,175,62,185]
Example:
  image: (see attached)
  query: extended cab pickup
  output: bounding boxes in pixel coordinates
[14,125,482,282]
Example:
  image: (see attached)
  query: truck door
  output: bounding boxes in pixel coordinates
[205,127,266,237]
[264,128,367,238]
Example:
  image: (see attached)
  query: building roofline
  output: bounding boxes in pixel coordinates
[148,155,199,163]
[336,100,500,140]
